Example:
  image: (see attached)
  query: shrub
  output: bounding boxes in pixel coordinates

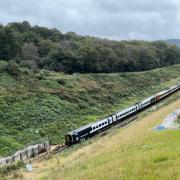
[6,60,20,76]
[0,60,8,73]
[0,161,24,175]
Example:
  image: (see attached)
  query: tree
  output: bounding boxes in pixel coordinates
[6,60,20,76]
[0,21,180,74]
[38,40,56,57]
[164,46,180,65]
[21,43,39,61]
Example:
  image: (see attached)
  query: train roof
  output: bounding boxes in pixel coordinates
[65,84,180,136]
[66,122,96,135]
[66,117,110,135]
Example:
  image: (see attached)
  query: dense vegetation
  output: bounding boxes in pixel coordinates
[19,99,179,180]
[0,64,180,156]
[1,21,180,74]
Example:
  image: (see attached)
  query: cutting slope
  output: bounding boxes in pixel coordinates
[18,95,180,180]
[0,64,180,155]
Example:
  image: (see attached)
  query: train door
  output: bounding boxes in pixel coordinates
[65,134,72,145]
[108,117,113,124]
[136,104,139,111]
[139,103,143,110]
[151,97,156,104]
[112,115,117,122]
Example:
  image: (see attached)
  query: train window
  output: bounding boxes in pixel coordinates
[99,124,101,127]
[102,123,104,125]
[93,127,95,129]
[96,126,98,128]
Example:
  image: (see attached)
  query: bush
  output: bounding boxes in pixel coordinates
[0,161,24,175]
[0,60,8,73]
[6,61,20,76]
[35,71,45,80]
[57,79,66,85]
[19,60,37,70]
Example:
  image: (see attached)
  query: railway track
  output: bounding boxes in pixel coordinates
[47,90,179,157]
[5,85,180,165]
[43,115,138,159]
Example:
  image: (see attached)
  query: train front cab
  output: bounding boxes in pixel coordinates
[65,133,77,146]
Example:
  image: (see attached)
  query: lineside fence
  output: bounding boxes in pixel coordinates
[0,139,50,166]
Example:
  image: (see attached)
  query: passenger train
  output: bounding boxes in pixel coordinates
[65,84,180,146]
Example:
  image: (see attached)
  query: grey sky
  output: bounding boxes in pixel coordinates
[0,0,180,40]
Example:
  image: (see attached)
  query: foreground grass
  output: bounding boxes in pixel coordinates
[11,94,180,180]
[0,64,180,155]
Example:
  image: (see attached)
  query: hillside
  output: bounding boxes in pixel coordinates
[12,92,180,179]
[0,64,180,156]
[1,22,180,74]
[165,39,180,47]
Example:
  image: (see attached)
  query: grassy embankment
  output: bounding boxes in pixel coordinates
[13,94,180,180]
[0,64,180,155]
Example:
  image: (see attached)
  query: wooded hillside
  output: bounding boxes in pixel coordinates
[1,21,180,74]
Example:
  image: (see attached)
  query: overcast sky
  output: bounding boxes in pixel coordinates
[0,0,180,40]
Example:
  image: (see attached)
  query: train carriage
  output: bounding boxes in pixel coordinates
[65,84,180,146]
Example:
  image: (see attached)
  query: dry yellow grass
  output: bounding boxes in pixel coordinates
[12,96,180,180]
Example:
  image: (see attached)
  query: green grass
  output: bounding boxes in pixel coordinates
[9,95,180,180]
[0,64,180,156]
